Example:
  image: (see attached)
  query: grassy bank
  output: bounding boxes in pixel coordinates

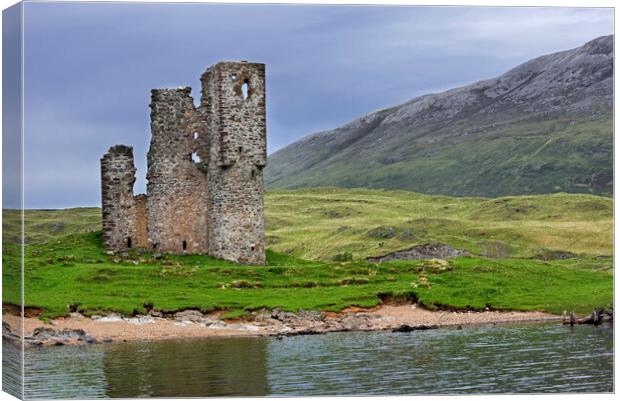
[2,188,613,318]
[1,231,612,318]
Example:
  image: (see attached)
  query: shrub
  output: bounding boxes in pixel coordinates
[481,240,511,258]
[367,226,396,239]
[230,280,262,289]
[333,252,353,262]
[421,258,452,273]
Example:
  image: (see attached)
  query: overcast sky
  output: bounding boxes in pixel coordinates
[11,2,614,208]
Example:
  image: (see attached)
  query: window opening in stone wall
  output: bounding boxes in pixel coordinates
[193,132,198,139]
[182,240,187,250]
[238,146,243,153]
[127,237,132,248]
[231,73,237,81]
[241,80,249,100]
[191,152,201,163]
[153,243,158,249]
[251,169,255,178]
[251,245,255,252]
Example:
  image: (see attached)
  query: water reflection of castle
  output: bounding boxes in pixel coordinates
[103,337,269,397]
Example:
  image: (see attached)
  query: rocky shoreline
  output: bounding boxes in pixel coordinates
[2,304,568,347]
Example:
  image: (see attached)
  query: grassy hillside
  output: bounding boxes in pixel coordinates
[267,114,613,197]
[2,189,613,318]
[2,207,101,244]
[3,188,613,261]
[266,188,612,261]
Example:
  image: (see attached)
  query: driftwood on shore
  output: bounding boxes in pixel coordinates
[563,309,613,326]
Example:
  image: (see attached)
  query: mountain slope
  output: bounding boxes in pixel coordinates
[266,35,613,197]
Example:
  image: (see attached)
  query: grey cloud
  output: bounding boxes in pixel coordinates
[19,3,612,208]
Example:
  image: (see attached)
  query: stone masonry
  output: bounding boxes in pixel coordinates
[100,145,137,251]
[146,87,210,254]
[201,62,267,264]
[100,61,266,265]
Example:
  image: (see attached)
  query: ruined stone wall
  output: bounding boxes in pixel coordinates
[200,62,266,265]
[101,145,137,251]
[146,88,209,253]
[133,194,149,249]
[102,61,266,264]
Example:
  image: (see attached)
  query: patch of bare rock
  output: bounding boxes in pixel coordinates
[366,243,469,263]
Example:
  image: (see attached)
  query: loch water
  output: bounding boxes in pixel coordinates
[3,322,613,398]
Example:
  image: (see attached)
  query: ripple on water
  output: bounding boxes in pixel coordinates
[265,323,613,395]
[14,322,613,398]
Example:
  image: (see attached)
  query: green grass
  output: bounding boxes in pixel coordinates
[3,188,612,262]
[2,207,100,244]
[266,188,612,261]
[1,231,612,318]
[2,188,613,318]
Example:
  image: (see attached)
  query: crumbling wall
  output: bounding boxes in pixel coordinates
[146,88,209,253]
[200,62,267,264]
[101,61,266,264]
[133,194,149,249]
[100,145,137,251]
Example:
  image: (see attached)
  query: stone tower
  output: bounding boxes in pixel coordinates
[100,61,266,265]
[200,62,267,265]
[146,88,209,253]
[100,145,138,250]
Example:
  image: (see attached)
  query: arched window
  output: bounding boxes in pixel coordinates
[241,79,249,100]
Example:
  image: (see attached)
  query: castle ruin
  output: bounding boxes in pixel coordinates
[100,61,266,265]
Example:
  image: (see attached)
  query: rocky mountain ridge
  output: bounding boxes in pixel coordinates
[266,35,613,197]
